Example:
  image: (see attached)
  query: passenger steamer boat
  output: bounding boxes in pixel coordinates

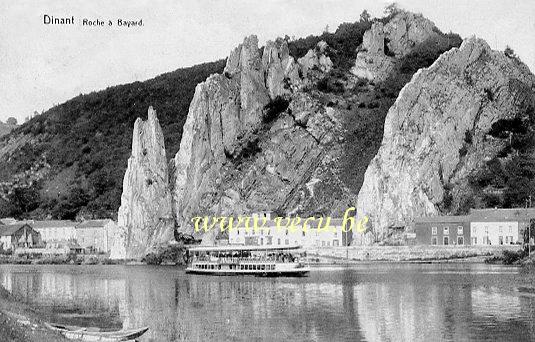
[185,245,310,276]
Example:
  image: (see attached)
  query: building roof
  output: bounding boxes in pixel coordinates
[414,215,470,224]
[469,208,535,222]
[76,219,113,229]
[31,220,77,229]
[0,224,31,236]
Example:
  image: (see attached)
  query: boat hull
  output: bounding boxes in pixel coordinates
[45,323,149,342]
[185,268,310,277]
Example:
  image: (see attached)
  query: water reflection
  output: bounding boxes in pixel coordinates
[0,264,534,341]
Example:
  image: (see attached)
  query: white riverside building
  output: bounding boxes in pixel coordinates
[414,208,535,246]
[32,220,77,243]
[469,208,534,246]
[227,212,353,247]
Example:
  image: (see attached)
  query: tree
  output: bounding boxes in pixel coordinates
[360,10,371,22]
[6,117,17,125]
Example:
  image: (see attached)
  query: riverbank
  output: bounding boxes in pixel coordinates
[0,287,67,342]
[306,245,523,263]
[0,254,119,266]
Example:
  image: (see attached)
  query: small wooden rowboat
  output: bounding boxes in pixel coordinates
[45,323,149,341]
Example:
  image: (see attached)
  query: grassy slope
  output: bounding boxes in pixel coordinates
[0,60,225,220]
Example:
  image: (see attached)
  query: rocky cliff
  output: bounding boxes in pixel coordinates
[0,122,16,138]
[113,11,470,254]
[171,36,343,242]
[351,11,440,82]
[112,107,174,258]
[356,37,535,242]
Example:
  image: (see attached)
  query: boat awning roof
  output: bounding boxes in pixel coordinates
[187,245,303,252]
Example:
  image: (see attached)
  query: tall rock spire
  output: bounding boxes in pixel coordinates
[111,106,174,259]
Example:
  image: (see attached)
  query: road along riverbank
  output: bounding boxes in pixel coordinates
[306,245,522,263]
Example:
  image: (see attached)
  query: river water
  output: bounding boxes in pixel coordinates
[0,263,534,341]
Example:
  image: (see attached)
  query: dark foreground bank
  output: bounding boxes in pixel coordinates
[0,287,67,342]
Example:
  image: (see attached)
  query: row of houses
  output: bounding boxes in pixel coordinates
[226,208,535,248]
[227,212,353,247]
[414,208,535,246]
[0,218,116,253]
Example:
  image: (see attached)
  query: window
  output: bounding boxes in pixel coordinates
[277,238,281,245]
[472,237,477,245]
[432,227,437,235]
[457,236,464,245]
[499,236,503,245]
[443,236,449,245]
[432,237,438,245]
[443,227,449,235]
[285,239,289,245]
[457,226,463,235]
[333,240,339,247]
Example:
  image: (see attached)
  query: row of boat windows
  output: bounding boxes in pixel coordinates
[195,264,276,271]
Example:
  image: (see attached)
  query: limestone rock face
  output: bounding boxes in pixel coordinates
[225,35,270,128]
[172,36,348,237]
[362,22,386,55]
[298,41,333,78]
[355,37,535,243]
[262,39,300,98]
[351,12,439,82]
[383,11,439,57]
[112,107,174,259]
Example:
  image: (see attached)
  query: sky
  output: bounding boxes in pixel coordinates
[0,0,533,123]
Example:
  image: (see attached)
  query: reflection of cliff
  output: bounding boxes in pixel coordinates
[355,280,478,341]
[471,288,521,320]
